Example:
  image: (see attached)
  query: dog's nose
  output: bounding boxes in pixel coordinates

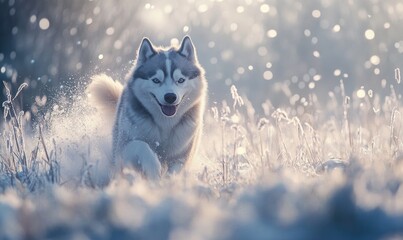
[164,93,177,104]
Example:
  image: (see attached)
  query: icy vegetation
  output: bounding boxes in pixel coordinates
[2,79,403,239]
[1,0,403,239]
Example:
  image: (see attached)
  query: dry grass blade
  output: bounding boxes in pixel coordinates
[39,124,51,164]
[395,68,401,84]
[12,83,28,101]
[2,81,12,102]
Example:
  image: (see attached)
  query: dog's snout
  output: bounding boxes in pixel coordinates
[164,93,177,104]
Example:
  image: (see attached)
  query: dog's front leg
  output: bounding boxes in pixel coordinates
[121,140,161,180]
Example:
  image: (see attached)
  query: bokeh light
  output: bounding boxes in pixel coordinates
[0,0,402,120]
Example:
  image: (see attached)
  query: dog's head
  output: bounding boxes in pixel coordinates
[129,36,207,119]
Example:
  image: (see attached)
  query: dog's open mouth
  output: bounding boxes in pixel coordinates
[151,94,179,117]
[160,104,177,117]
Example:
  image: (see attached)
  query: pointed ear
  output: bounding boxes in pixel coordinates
[137,38,156,63]
[178,36,197,62]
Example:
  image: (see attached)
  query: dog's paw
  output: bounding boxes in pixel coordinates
[121,140,161,180]
[168,160,185,174]
[139,152,161,180]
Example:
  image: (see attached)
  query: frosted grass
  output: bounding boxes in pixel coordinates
[1,82,403,239]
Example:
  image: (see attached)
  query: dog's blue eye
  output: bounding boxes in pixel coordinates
[152,78,161,84]
[178,78,185,84]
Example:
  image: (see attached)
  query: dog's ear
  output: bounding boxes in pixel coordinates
[178,36,197,62]
[137,38,156,63]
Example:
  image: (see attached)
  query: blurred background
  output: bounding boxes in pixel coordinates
[1,0,402,122]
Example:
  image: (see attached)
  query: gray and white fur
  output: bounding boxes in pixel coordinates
[87,36,207,179]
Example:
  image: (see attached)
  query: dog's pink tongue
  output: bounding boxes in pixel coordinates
[161,105,177,116]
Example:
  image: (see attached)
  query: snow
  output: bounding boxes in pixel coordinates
[4,81,403,238]
[1,0,403,239]
[0,169,403,239]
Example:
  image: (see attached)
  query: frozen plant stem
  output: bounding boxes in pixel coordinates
[259,131,264,175]
[276,119,290,165]
[39,125,51,164]
[257,117,269,174]
[272,109,292,166]
[221,118,226,186]
[340,80,352,157]
[344,98,353,157]
[231,125,238,180]
[2,81,28,172]
[395,68,401,84]
[389,108,400,159]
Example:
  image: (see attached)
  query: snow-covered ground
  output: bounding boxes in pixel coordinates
[2,84,403,239]
[1,0,403,239]
[1,170,403,240]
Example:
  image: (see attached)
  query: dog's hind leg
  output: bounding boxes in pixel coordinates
[121,140,161,180]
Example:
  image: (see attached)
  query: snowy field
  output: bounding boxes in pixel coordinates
[2,0,403,239]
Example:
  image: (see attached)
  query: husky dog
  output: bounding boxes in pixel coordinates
[87,36,207,179]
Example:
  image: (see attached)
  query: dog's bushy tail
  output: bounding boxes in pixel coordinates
[86,74,123,115]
